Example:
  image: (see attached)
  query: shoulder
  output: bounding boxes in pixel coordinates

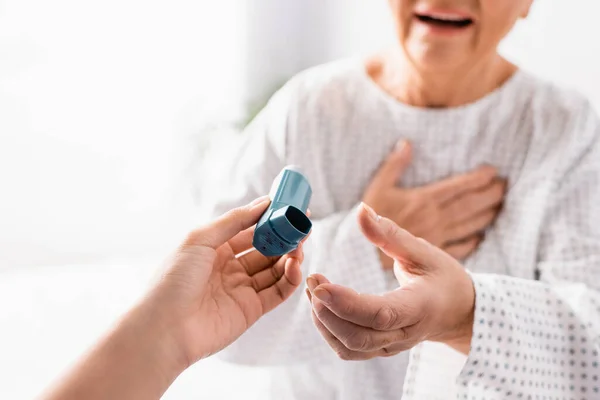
[243,59,367,160]
[521,72,600,176]
[275,58,368,113]
[523,72,597,130]
[514,72,600,147]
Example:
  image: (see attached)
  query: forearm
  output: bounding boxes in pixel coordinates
[42,301,187,400]
[457,272,600,396]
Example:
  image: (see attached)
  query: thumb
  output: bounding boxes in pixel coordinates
[357,202,434,272]
[393,262,415,286]
[186,196,271,249]
[372,140,412,187]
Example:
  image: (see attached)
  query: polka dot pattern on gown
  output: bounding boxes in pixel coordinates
[204,59,600,400]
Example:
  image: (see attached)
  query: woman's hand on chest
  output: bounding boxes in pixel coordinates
[362,140,507,268]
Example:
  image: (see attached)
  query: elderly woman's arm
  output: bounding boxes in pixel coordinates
[455,119,600,397]
[306,109,600,398]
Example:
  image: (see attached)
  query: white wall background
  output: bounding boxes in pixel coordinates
[0,0,247,269]
[2,0,599,270]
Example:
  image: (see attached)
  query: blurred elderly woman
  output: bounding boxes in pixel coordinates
[209,0,600,398]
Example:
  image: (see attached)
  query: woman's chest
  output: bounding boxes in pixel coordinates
[292,112,559,277]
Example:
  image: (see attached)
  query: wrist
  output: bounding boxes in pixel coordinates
[445,270,475,354]
[429,269,475,355]
[125,298,190,381]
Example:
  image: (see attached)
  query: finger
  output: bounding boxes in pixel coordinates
[310,280,420,331]
[357,203,437,269]
[259,257,302,313]
[186,196,271,249]
[229,225,256,255]
[306,273,331,290]
[250,259,286,292]
[250,243,305,290]
[310,308,379,361]
[443,235,482,260]
[238,248,280,275]
[443,179,506,224]
[285,251,304,287]
[311,297,408,352]
[240,241,305,277]
[444,208,498,244]
[371,140,412,188]
[289,241,306,265]
[426,165,498,204]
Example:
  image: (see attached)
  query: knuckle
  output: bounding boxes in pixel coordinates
[378,333,401,349]
[381,348,400,358]
[344,331,372,352]
[397,327,410,342]
[340,300,355,317]
[381,343,409,357]
[250,277,261,292]
[273,282,285,301]
[270,265,281,281]
[185,229,211,247]
[313,302,329,319]
[383,219,399,239]
[372,305,399,330]
[228,208,246,227]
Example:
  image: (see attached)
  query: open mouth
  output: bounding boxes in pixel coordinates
[415,13,474,29]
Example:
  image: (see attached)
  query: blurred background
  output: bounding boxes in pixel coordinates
[1,0,599,398]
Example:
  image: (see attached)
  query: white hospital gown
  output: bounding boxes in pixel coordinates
[207,58,600,399]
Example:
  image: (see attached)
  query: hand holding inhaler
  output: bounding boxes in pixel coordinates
[42,197,305,400]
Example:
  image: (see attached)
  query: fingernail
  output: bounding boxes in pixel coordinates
[306,277,318,292]
[249,195,270,208]
[395,139,408,153]
[313,288,332,305]
[361,202,381,223]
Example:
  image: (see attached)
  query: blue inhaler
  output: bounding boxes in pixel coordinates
[253,166,313,257]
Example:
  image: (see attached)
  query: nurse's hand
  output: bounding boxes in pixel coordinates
[43,197,305,400]
[362,140,506,267]
[147,196,304,365]
[306,203,474,360]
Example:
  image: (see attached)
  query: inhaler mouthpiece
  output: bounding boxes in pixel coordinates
[253,166,313,257]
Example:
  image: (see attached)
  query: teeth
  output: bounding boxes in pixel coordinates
[431,15,467,21]
[422,13,470,21]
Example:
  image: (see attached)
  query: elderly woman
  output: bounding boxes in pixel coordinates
[209,0,600,398]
